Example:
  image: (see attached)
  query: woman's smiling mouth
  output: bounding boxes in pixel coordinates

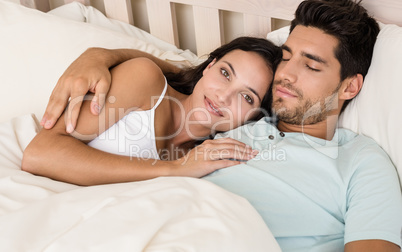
[204,97,224,117]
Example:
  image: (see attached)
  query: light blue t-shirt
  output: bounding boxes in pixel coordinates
[203,117,402,251]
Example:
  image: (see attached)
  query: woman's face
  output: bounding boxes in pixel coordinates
[190,49,273,132]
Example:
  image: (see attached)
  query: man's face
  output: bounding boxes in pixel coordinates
[272,25,343,125]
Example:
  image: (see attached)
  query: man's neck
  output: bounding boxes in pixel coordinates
[276,114,339,140]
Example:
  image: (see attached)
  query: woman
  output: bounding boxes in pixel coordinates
[22,37,281,185]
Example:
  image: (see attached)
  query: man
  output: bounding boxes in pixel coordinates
[39,0,401,251]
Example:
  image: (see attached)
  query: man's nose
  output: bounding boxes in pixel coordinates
[276,60,297,84]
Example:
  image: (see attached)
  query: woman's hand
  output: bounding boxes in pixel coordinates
[170,138,259,178]
[41,48,112,133]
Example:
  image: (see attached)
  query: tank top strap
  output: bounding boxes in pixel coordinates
[151,77,168,110]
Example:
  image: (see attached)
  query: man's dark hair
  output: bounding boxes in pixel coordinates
[290,0,380,81]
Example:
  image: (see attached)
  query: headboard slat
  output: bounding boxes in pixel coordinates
[20,0,50,12]
[146,0,179,48]
[104,0,134,25]
[19,0,402,56]
[193,6,223,56]
[63,0,90,6]
[20,0,35,9]
[243,14,271,38]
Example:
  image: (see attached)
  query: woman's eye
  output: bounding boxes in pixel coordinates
[221,68,230,79]
[242,94,253,104]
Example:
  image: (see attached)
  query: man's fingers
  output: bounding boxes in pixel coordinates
[90,79,110,115]
[65,95,86,133]
[41,90,70,129]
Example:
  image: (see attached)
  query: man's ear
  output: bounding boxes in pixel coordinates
[203,58,217,75]
[339,74,363,100]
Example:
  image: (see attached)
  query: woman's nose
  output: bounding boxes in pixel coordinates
[216,87,233,106]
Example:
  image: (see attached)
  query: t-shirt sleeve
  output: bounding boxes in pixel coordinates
[344,143,402,247]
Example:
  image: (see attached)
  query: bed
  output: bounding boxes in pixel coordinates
[0,0,401,251]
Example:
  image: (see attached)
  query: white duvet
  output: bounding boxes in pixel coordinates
[0,114,281,251]
[0,1,281,250]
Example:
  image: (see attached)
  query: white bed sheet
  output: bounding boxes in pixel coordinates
[0,114,280,251]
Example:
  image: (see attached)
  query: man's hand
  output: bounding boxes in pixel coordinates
[41,49,112,133]
[41,47,180,133]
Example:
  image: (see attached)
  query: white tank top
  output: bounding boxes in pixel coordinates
[88,80,168,160]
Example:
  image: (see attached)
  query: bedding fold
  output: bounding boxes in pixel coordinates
[0,114,280,251]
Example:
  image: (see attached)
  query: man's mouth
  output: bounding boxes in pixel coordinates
[275,86,298,99]
[205,97,224,117]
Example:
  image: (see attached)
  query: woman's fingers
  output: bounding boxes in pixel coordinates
[209,148,258,161]
[204,137,252,150]
[199,138,257,159]
[171,138,258,178]
[183,138,258,164]
[197,145,258,161]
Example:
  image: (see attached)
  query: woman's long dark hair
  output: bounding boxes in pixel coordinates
[165,36,281,119]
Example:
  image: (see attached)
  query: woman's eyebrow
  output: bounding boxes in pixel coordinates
[223,60,236,77]
[248,87,262,103]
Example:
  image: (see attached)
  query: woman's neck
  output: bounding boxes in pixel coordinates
[169,89,212,147]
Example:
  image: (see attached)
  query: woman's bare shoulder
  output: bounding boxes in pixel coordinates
[69,58,167,141]
[108,57,167,111]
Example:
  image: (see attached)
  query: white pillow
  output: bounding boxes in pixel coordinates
[267,23,402,185]
[339,23,402,184]
[47,2,202,66]
[266,25,290,46]
[0,1,192,124]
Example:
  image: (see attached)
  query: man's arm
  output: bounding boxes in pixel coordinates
[41,47,180,132]
[345,240,400,252]
[343,142,402,251]
[93,47,180,74]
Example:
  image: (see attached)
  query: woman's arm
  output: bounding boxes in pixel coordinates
[22,58,254,185]
[41,47,181,132]
[22,126,254,186]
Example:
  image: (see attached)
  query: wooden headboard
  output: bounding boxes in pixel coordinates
[20,0,402,56]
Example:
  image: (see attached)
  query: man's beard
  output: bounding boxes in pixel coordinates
[272,82,340,126]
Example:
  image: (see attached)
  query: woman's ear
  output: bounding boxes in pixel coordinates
[339,74,363,100]
[203,58,217,75]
